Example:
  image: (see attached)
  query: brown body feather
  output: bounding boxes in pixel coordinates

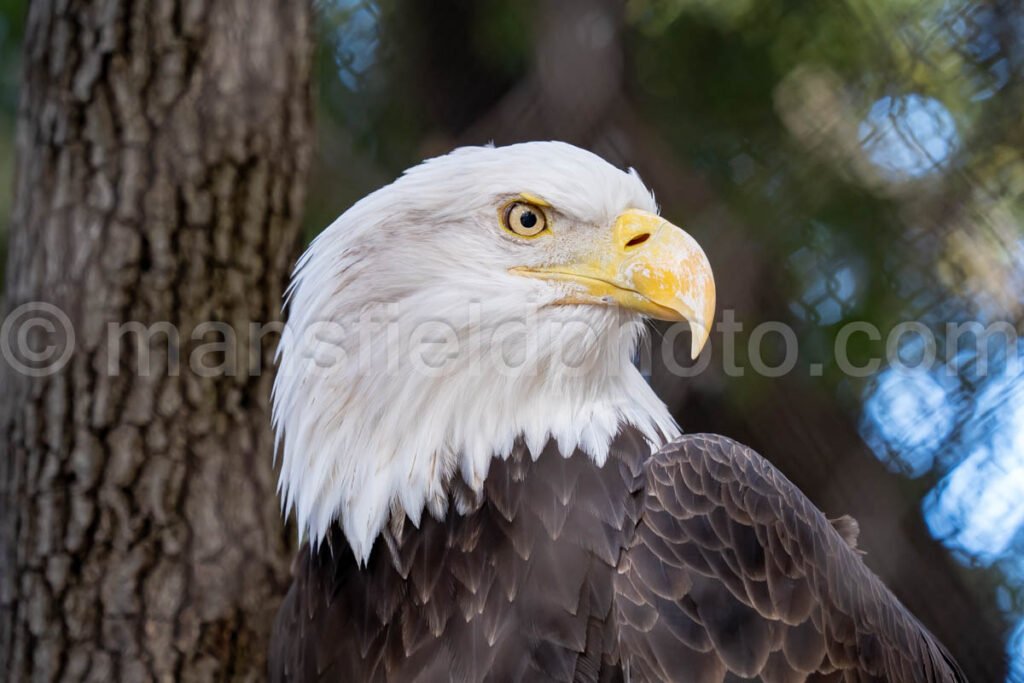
[270,433,965,683]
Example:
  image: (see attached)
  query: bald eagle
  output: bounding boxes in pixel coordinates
[269,142,964,682]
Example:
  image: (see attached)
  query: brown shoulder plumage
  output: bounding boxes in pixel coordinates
[616,433,966,683]
[270,431,965,683]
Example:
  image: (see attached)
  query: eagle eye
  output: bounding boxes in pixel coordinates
[502,201,549,238]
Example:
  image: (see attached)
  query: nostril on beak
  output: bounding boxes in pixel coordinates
[625,233,651,249]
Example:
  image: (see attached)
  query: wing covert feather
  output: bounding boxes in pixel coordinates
[615,434,965,683]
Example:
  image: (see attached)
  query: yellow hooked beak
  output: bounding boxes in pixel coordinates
[511,209,716,359]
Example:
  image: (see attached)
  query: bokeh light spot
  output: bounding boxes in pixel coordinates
[861,369,956,477]
[859,94,959,180]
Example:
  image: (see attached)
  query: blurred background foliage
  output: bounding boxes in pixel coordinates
[305,2,1024,675]
[2,0,1023,678]
[0,0,25,285]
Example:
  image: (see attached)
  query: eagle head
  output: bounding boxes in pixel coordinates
[273,141,715,562]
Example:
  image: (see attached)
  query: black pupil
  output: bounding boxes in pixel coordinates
[519,210,538,229]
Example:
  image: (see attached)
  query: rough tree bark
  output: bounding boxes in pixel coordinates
[0,1,312,680]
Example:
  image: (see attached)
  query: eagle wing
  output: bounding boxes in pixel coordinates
[615,433,966,683]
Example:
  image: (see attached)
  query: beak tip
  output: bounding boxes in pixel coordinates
[689,319,711,360]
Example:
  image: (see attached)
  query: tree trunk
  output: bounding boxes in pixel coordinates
[0,1,312,680]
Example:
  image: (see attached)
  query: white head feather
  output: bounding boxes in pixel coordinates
[273,141,680,562]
